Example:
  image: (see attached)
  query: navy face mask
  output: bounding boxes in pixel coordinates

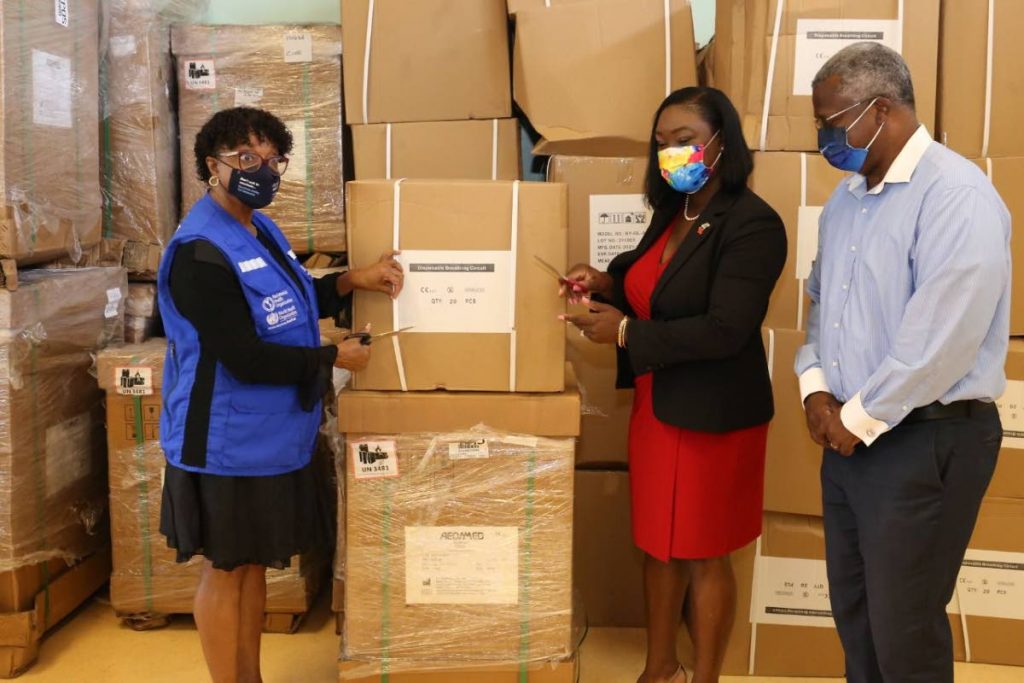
[226,164,280,210]
[818,97,884,173]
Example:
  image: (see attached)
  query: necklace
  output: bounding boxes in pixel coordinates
[683,194,701,221]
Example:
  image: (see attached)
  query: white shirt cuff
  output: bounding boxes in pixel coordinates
[799,367,831,404]
[840,392,890,447]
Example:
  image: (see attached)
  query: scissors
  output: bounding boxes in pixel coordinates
[344,326,415,346]
[534,255,588,293]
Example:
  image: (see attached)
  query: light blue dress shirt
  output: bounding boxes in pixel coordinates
[795,125,1011,446]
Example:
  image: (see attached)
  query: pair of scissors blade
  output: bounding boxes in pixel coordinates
[534,255,588,292]
[371,326,415,340]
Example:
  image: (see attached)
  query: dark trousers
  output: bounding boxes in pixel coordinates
[821,403,1001,683]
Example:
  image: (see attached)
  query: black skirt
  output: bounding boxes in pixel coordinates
[159,460,331,571]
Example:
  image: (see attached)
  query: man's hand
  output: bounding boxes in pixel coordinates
[825,417,862,457]
[804,391,842,447]
[560,299,623,345]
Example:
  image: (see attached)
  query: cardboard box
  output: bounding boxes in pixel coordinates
[546,155,648,464]
[507,0,592,13]
[0,268,127,572]
[0,0,102,264]
[715,0,940,152]
[970,157,1024,334]
[340,379,579,663]
[96,340,328,618]
[339,656,578,683]
[172,24,345,254]
[938,0,1024,158]
[342,0,511,125]
[125,283,157,344]
[513,0,698,156]
[750,152,848,331]
[351,119,521,181]
[993,340,1024,499]
[348,180,567,392]
[573,470,644,627]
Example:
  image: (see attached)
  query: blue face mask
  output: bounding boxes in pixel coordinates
[227,164,280,210]
[818,97,885,173]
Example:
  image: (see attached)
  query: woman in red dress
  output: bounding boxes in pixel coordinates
[563,87,787,683]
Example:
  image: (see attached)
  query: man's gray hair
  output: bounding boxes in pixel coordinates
[812,42,915,108]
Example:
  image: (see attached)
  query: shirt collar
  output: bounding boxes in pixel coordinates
[847,124,933,197]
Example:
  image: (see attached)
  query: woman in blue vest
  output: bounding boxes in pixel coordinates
[157,107,402,683]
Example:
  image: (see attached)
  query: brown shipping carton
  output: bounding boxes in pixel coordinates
[97,340,328,617]
[348,180,567,392]
[340,383,580,665]
[938,0,1024,158]
[339,656,578,683]
[507,0,592,13]
[342,0,511,125]
[546,155,649,464]
[513,0,698,156]
[750,152,848,331]
[992,340,1024,499]
[715,0,939,152]
[0,0,102,264]
[970,157,1024,334]
[573,470,644,628]
[0,268,127,573]
[351,119,522,181]
[172,24,345,254]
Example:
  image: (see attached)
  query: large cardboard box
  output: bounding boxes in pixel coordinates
[507,0,591,13]
[715,0,940,152]
[339,656,578,683]
[351,119,521,181]
[970,157,1024,334]
[0,0,102,264]
[546,155,648,464]
[938,0,1024,158]
[172,24,345,254]
[339,378,579,665]
[96,340,329,618]
[993,340,1024,500]
[348,180,567,393]
[750,152,848,331]
[513,0,698,156]
[573,470,644,628]
[342,0,511,126]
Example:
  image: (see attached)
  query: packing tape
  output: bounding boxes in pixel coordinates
[663,0,673,97]
[132,394,155,613]
[491,119,499,181]
[759,0,786,152]
[362,0,376,123]
[509,181,521,392]
[391,179,408,392]
[797,153,808,331]
[385,123,393,180]
[983,0,995,158]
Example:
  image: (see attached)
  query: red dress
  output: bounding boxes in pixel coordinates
[625,228,768,562]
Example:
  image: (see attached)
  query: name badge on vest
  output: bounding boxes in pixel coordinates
[261,290,301,331]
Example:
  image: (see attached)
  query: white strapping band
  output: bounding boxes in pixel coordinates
[491,119,499,181]
[748,534,764,675]
[508,180,521,391]
[766,328,776,382]
[385,123,393,180]
[759,0,785,152]
[986,157,994,182]
[361,0,376,123]
[663,0,673,96]
[391,178,408,391]
[797,153,808,331]
[982,0,995,157]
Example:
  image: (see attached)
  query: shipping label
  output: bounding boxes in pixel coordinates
[284,119,309,186]
[46,412,92,497]
[283,31,313,63]
[184,59,216,90]
[110,35,137,58]
[589,194,651,271]
[55,0,69,27]
[793,20,902,96]
[405,526,519,605]
[996,380,1024,450]
[32,50,73,129]
[397,251,514,333]
[751,555,835,628]
[235,86,264,107]
[447,439,490,460]
[115,367,154,396]
[105,287,123,319]
[955,549,1024,621]
[796,205,823,280]
[350,440,399,480]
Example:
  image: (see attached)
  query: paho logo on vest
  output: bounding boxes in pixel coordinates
[260,290,300,331]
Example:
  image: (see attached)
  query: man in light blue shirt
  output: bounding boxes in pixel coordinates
[796,43,1009,682]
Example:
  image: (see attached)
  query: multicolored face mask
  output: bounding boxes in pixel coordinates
[658,130,722,194]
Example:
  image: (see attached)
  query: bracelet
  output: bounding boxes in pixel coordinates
[617,316,630,348]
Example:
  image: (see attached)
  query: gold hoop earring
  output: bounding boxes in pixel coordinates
[208,175,220,188]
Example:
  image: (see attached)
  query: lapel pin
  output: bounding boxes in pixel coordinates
[697,222,711,236]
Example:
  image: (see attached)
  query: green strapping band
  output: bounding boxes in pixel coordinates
[16,0,39,251]
[100,52,114,238]
[28,288,51,628]
[380,478,392,682]
[131,394,155,612]
[519,450,537,683]
[301,62,315,254]
[73,4,83,227]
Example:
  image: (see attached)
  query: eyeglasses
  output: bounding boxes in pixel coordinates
[814,98,877,131]
[217,150,290,176]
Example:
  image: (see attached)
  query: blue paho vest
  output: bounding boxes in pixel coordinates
[157,194,322,476]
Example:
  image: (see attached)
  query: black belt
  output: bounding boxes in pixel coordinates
[902,399,990,425]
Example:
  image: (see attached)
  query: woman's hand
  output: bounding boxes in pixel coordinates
[335,328,372,371]
[559,264,613,305]
[349,250,404,298]
[561,299,623,345]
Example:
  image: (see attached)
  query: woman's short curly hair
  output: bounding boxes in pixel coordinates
[193,107,294,182]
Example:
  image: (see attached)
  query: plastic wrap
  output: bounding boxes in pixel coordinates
[125,283,157,343]
[172,24,346,255]
[97,338,333,618]
[341,426,576,676]
[0,268,127,574]
[0,0,102,265]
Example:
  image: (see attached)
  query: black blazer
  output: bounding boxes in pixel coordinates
[606,187,787,433]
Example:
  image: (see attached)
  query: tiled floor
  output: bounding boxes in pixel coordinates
[18,590,1024,682]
